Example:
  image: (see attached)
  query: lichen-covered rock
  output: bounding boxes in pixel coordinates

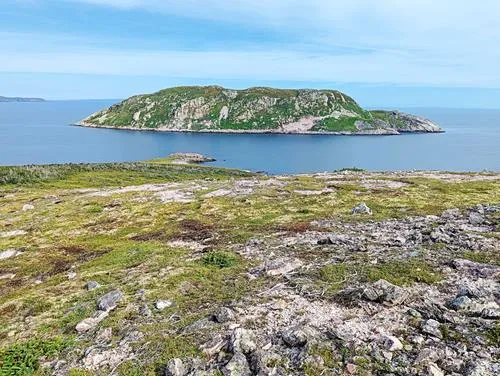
[421,319,442,339]
[164,358,187,376]
[230,328,257,355]
[351,202,372,215]
[282,327,308,347]
[86,281,101,291]
[363,279,409,306]
[223,353,251,376]
[213,307,234,323]
[97,289,123,311]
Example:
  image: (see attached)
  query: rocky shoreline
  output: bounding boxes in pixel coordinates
[75,121,443,136]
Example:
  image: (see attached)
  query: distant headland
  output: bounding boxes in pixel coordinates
[0,96,45,103]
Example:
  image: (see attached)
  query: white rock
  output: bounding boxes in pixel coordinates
[382,335,404,351]
[265,257,303,276]
[0,230,27,238]
[351,202,372,215]
[155,300,173,310]
[0,249,21,260]
[75,311,109,333]
[427,363,444,376]
[22,204,34,211]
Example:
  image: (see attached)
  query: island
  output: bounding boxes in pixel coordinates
[77,86,442,135]
[0,96,45,102]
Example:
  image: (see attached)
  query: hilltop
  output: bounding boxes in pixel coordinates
[0,158,498,375]
[78,86,442,135]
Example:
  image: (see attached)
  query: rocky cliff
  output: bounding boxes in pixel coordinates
[78,86,442,134]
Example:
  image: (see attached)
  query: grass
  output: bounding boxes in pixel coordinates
[202,251,237,268]
[319,259,443,292]
[462,250,500,265]
[0,337,72,376]
[0,162,251,188]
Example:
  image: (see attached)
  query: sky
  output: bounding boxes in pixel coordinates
[1,0,500,107]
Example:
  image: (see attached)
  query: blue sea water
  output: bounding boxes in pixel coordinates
[1,100,499,173]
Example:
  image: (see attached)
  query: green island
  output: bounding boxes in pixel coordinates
[77,86,442,135]
[0,155,498,375]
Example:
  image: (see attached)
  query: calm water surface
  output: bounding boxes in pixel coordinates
[1,100,499,173]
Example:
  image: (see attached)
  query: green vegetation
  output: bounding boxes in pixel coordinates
[0,337,71,375]
[484,325,500,347]
[202,251,237,268]
[312,116,361,132]
[0,161,251,188]
[319,259,443,292]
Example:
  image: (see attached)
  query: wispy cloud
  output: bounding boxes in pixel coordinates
[1,1,500,88]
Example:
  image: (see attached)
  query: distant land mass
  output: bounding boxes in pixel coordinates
[0,96,45,102]
[78,86,442,135]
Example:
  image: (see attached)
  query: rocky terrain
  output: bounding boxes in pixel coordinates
[0,159,498,375]
[77,86,442,135]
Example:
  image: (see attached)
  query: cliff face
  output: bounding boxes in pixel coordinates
[79,86,442,134]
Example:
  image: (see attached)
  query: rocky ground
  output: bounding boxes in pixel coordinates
[0,161,498,375]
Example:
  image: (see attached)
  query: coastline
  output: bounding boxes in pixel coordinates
[74,122,445,136]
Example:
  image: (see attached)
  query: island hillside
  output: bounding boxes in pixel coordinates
[78,86,442,134]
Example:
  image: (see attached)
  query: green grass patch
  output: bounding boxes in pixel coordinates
[0,337,72,376]
[319,259,442,292]
[462,251,500,265]
[202,251,237,268]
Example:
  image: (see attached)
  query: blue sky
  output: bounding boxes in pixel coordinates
[1,0,500,107]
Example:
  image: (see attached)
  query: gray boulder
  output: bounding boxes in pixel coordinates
[97,289,123,311]
[363,279,409,306]
[449,295,473,311]
[421,319,442,339]
[230,328,257,355]
[213,307,234,323]
[351,202,372,215]
[468,212,485,226]
[223,353,251,376]
[86,281,101,291]
[165,358,187,376]
[282,327,308,347]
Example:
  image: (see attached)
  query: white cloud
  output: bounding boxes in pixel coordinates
[2,1,500,87]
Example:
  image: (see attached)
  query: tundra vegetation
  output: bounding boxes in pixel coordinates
[0,158,498,375]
